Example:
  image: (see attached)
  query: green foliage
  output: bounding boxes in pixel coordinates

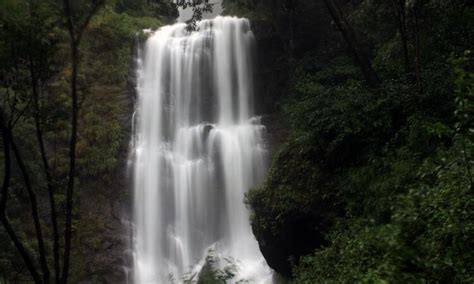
[290,61,474,283]
[0,0,472,282]
[248,65,397,274]
[114,0,178,19]
[63,3,164,281]
[74,5,162,179]
[452,51,474,141]
[238,0,474,282]
[294,141,473,283]
[0,0,167,281]
[247,135,342,275]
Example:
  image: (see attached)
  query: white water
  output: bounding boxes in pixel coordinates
[132,17,273,283]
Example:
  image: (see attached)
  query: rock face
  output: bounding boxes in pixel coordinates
[246,138,345,277]
[243,13,346,277]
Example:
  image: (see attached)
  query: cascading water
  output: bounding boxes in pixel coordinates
[131,17,273,283]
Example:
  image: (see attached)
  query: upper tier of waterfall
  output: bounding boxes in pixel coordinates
[132,17,274,283]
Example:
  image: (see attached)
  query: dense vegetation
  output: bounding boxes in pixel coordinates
[0,0,175,282]
[0,0,473,283]
[224,0,474,282]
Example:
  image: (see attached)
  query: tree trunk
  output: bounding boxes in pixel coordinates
[9,129,50,284]
[61,39,79,284]
[285,0,296,60]
[0,110,42,284]
[412,6,423,93]
[29,58,61,284]
[61,0,104,281]
[322,0,380,87]
[392,0,410,72]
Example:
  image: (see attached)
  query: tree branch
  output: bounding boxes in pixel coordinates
[29,57,61,284]
[60,1,105,282]
[9,129,50,284]
[0,109,42,284]
[322,0,380,87]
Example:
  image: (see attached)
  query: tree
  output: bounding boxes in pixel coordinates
[60,1,105,282]
[1,0,105,282]
[175,0,213,29]
[0,109,43,284]
[27,2,61,281]
[223,0,380,87]
[321,0,380,87]
[391,0,410,72]
[0,1,57,282]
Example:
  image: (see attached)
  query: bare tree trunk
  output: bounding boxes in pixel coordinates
[412,6,423,93]
[29,59,61,284]
[400,2,409,72]
[0,110,42,284]
[322,0,380,87]
[9,129,50,284]
[285,0,296,61]
[60,1,104,282]
[7,57,50,282]
[391,0,410,72]
[61,37,79,284]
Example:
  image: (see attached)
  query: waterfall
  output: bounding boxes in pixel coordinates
[132,17,273,283]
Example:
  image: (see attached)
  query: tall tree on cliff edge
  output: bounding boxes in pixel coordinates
[60,2,105,283]
[27,2,61,281]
